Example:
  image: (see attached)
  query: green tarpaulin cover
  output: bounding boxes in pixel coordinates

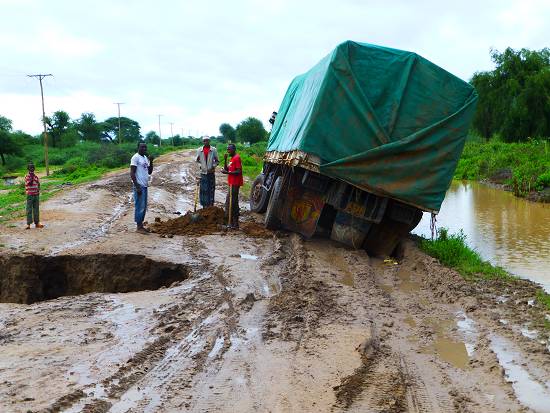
[267,41,478,212]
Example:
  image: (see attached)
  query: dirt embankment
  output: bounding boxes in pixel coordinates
[0,149,549,413]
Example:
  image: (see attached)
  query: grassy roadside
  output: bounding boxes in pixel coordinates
[419,228,550,312]
[0,143,186,222]
[455,138,550,199]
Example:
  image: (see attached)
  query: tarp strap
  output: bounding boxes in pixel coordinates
[430,212,437,240]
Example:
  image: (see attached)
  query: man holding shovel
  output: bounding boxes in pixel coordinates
[195,136,219,208]
[221,143,243,229]
[130,142,154,234]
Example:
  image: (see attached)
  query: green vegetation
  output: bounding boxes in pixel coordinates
[463,48,550,199]
[536,290,550,311]
[218,117,268,145]
[0,140,195,221]
[219,123,236,142]
[419,228,513,281]
[471,47,550,142]
[455,138,550,197]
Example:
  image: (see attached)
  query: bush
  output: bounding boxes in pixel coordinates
[56,156,87,174]
[3,155,26,171]
[455,139,550,195]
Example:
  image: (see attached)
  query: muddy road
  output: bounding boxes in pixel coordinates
[1,150,550,412]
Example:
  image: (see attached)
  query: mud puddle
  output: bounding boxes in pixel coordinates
[491,334,550,413]
[239,253,258,260]
[421,318,470,369]
[397,269,420,292]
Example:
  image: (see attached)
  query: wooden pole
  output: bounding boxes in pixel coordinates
[28,74,52,176]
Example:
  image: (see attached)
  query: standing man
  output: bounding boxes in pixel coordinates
[221,143,243,229]
[130,142,153,234]
[24,162,43,229]
[195,136,219,207]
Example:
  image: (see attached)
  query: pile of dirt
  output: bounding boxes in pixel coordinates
[240,221,274,238]
[149,206,225,236]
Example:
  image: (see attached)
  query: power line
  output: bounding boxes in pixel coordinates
[169,122,174,146]
[114,102,125,144]
[27,74,53,176]
[157,114,162,147]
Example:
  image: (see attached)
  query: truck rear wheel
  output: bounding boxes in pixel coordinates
[265,176,283,230]
[249,174,269,213]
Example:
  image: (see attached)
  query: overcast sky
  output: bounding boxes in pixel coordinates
[0,0,548,137]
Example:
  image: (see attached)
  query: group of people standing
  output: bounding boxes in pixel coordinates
[130,136,243,233]
[22,137,243,234]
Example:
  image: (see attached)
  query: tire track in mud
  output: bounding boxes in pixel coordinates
[57,227,281,412]
[263,234,342,345]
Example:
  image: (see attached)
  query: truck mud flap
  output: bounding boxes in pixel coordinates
[280,186,325,238]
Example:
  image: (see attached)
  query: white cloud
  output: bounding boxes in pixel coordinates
[0,0,549,136]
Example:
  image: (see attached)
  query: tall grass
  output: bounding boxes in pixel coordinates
[419,228,512,281]
[455,139,550,196]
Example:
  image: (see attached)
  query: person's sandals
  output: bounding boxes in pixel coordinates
[136,227,150,234]
[25,225,31,230]
[35,223,44,229]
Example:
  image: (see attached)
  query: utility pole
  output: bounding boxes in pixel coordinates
[169,122,174,146]
[27,74,52,176]
[114,102,125,144]
[157,114,162,147]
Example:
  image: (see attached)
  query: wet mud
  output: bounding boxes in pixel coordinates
[1,150,550,413]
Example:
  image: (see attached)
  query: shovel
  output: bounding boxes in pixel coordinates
[191,179,202,223]
[227,185,233,229]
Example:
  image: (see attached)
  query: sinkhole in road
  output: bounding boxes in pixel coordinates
[0,254,189,304]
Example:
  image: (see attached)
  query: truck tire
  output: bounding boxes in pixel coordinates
[265,176,283,230]
[249,174,269,213]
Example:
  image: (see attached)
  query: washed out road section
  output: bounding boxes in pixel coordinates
[1,150,550,412]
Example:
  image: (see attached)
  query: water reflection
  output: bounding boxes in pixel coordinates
[413,181,550,290]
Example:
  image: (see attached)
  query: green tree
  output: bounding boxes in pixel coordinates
[103,117,142,143]
[172,134,183,146]
[45,110,71,147]
[235,117,267,144]
[0,115,13,133]
[144,130,160,145]
[471,47,550,142]
[0,135,22,166]
[0,115,22,166]
[219,123,236,142]
[75,112,103,142]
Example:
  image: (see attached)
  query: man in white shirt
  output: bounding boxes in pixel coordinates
[130,142,154,233]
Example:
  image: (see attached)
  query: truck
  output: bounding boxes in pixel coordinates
[250,41,478,256]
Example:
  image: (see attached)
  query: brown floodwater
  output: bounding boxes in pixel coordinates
[413,181,550,291]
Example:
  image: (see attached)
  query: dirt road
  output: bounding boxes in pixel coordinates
[1,150,550,412]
